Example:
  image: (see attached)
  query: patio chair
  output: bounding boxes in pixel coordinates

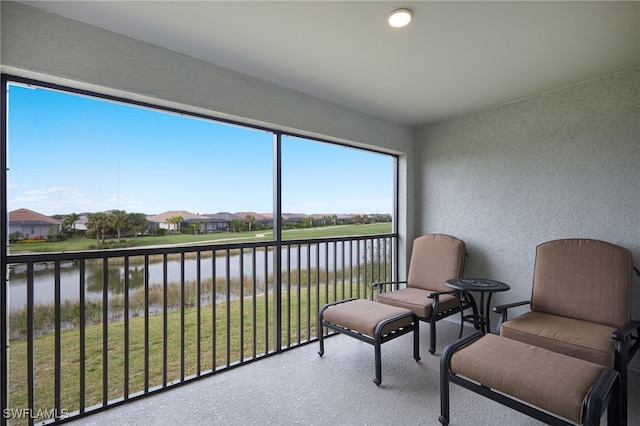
[494,238,640,425]
[373,233,473,354]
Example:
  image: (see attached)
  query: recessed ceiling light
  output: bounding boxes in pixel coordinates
[388,8,412,28]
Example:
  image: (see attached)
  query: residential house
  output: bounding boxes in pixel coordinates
[8,208,61,240]
[235,212,272,230]
[200,212,242,233]
[146,210,207,233]
[72,215,88,232]
[281,213,308,224]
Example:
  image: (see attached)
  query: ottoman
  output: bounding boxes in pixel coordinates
[318,298,420,385]
[439,332,620,425]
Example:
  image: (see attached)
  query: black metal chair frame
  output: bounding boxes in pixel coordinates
[494,301,640,426]
[372,281,478,354]
[439,332,621,426]
[318,298,420,385]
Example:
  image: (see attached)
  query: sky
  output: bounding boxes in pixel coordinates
[7,83,393,216]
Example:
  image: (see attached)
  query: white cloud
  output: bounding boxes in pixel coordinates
[9,186,92,215]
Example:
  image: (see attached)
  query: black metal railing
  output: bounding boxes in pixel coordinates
[3,234,397,425]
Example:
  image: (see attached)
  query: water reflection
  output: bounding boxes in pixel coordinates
[85,265,145,295]
[8,240,388,309]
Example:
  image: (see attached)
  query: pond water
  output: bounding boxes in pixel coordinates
[8,241,386,310]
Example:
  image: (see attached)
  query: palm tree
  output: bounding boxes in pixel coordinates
[62,212,81,234]
[164,215,184,232]
[86,212,110,247]
[244,214,256,231]
[127,212,148,243]
[110,210,128,243]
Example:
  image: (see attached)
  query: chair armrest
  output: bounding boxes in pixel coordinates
[427,289,475,316]
[612,320,640,341]
[612,320,640,363]
[441,331,484,376]
[492,300,531,314]
[426,290,457,299]
[371,281,407,294]
[492,300,531,332]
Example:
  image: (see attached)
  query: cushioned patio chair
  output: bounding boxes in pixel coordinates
[373,233,474,354]
[494,238,640,425]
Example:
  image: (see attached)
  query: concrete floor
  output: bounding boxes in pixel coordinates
[68,321,640,426]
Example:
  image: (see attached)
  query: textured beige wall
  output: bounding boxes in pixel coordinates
[417,68,640,368]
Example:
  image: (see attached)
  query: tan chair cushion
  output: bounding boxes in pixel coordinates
[500,311,616,368]
[376,287,459,319]
[531,239,632,327]
[451,333,606,424]
[406,234,465,293]
[321,299,414,338]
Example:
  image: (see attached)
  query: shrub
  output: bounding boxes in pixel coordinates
[47,233,68,242]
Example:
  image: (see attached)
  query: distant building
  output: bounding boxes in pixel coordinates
[146,210,204,232]
[73,215,89,231]
[8,208,61,240]
[200,212,242,232]
[236,212,272,226]
[281,213,307,223]
[146,210,242,234]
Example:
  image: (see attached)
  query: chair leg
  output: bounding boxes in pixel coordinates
[413,320,421,362]
[438,368,450,426]
[439,332,483,426]
[317,313,325,357]
[606,374,622,426]
[438,349,451,426]
[613,362,627,425]
[614,335,633,426]
[318,332,325,357]
[429,320,436,354]
[374,339,382,386]
[458,310,464,338]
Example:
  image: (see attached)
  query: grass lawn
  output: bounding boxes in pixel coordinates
[6,222,389,422]
[9,223,392,254]
[7,282,353,422]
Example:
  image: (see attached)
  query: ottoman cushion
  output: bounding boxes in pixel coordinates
[376,287,459,318]
[322,299,413,337]
[450,333,606,424]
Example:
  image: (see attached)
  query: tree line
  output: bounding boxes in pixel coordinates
[227,213,393,233]
[43,211,393,245]
[83,210,148,247]
[150,213,393,235]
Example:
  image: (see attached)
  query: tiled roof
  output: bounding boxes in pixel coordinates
[203,212,242,221]
[146,210,206,223]
[141,210,371,223]
[282,213,308,220]
[235,212,271,221]
[9,208,61,225]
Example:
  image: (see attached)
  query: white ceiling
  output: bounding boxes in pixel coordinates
[22,1,640,127]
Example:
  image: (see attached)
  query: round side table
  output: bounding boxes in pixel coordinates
[445,278,510,334]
